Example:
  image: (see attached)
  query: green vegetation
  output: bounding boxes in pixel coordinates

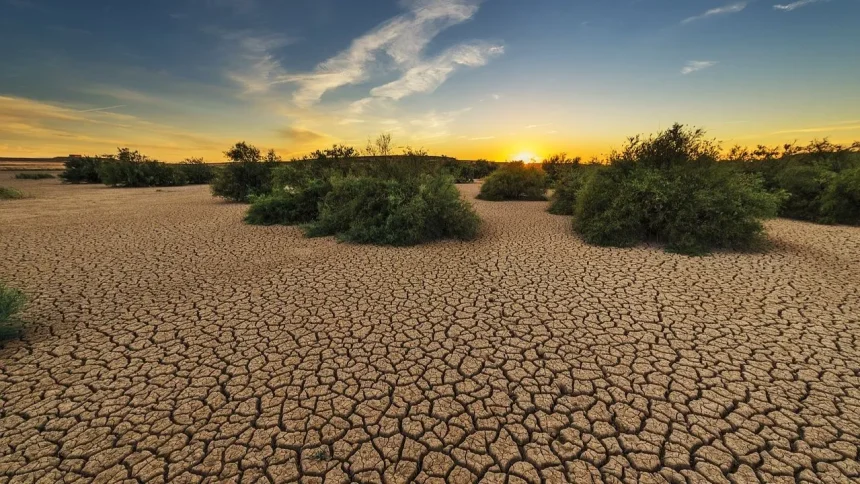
[98,149,178,187]
[541,153,581,186]
[61,150,216,187]
[306,174,479,245]
[0,282,26,340]
[820,166,860,225]
[727,140,860,225]
[0,187,25,200]
[98,149,216,187]
[15,173,55,180]
[477,162,547,201]
[547,165,598,215]
[573,124,782,255]
[60,156,104,183]
[211,142,279,202]
[244,137,481,246]
[176,158,216,185]
[245,179,330,226]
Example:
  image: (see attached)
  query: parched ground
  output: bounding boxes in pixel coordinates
[1,173,859,484]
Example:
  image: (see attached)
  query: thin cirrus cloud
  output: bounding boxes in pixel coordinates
[681,2,747,24]
[681,60,718,74]
[366,42,504,101]
[774,0,829,11]
[224,0,502,111]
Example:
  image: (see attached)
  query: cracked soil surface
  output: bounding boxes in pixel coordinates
[1,173,859,483]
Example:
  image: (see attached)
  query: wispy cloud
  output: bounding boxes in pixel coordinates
[218,31,298,93]
[367,42,503,101]
[682,2,747,24]
[774,0,828,11]
[221,0,500,111]
[525,123,552,129]
[77,104,126,113]
[681,60,718,74]
[771,122,860,134]
[469,135,495,140]
[283,0,490,107]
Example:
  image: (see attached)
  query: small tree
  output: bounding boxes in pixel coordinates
[365,133,393,157]
[211,142,278,202]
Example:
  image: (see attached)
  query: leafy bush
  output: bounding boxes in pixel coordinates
[726,139,860,225]
[0,187,25,200]
[211,142,279,202]
[306,174,479,245]
[542,153,581,186]
[0,282,26,340]
[15,173,55,180]
[60,156,103,183]
[245,179,331,226]
[98,149,179,187]
[547,167,596,215]
[477,162,547,201]
[820,167,860,225]
[176,158,215,185]
[574,124,782,255]
[772,165,834,221]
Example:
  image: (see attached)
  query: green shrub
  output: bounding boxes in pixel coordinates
[574,124,782,255]
[98,149,179,187]
[15,173,55,180]
[306,174,479,245]
[245,179,331,226]
[477,162,547,201]
[61,156,103,183]
[547,167,595,215]
[176,158,215,185]
[726,139,860,225]
[772,165,834,221]
[820,167,860,225]
[0,283,26,340]
[0,187,25,200]
[542,153,581,186]
[211,142,278,202]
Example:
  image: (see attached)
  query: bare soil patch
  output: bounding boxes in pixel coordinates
[1,175,859,482]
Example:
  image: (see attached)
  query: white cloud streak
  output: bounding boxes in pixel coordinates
[285,0,489,106]
[223,0,501,112]
[368,42,503,101]
[774,0,828,11]
[681,60,718,74]
[682,2,747,24]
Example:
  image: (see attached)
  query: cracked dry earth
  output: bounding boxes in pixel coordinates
[1,173,860,484]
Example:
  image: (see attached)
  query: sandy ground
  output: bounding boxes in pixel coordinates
[1,172,859,483]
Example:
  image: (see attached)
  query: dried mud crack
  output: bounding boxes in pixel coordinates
[1,176,859,483]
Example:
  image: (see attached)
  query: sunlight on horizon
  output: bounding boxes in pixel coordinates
[511,151,542,163]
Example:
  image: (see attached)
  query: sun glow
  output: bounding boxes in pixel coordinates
[511,151,541,163]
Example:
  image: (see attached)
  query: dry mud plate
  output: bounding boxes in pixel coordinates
[1,175,859,484]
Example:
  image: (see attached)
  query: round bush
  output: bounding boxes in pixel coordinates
[477,162,547,201]
[574,164,781,255]
[306,175,479,245]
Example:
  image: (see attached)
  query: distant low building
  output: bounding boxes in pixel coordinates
[68,154,82,158]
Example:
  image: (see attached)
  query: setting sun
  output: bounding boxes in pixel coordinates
[511,151,541,163]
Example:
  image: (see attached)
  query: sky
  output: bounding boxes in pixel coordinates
[1,0,859,162]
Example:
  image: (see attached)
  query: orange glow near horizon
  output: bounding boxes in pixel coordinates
[510,151,542,163]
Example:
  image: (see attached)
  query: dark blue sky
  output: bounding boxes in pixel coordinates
[2,0,858,160]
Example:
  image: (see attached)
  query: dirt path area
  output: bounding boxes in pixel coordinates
[1,173,859,483]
